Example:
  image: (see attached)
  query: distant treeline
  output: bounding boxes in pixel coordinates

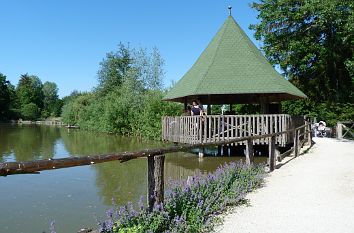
[0,73,62,121]
[61,43,181,139]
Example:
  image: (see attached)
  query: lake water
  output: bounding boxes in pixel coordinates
[0,124,264,233]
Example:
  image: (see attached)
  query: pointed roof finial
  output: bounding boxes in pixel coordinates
[228,6,232,16]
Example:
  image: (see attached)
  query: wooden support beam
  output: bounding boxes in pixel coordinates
[269,135,276,171]
[294,129,299,157]
[147,155,165,212]
[245,139,254,165]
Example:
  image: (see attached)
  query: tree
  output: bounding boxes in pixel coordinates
[97,43,133,95]
[0,73,12,120]
[251,0,354,103]
[16,74,44,109]
[42,81,60,117]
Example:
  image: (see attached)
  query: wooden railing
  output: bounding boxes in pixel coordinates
[162,114,304,146]
[337,121,354,139]
[0,123,311,211]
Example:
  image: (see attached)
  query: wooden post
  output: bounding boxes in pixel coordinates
[269,135,276,172]
[337,122,343,139]
[245,139,254,165]
[294,129,299,157]
[147,155,165,212]
[307,123,312,146]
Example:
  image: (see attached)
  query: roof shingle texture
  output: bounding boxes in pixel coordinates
[164,16,306,101]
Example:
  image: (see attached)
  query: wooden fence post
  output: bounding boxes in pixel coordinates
[294,129,299,157]
[269,136,276,172]
[147,155,165,212]
[307,124,312,146]
[337,122,343,139]
[245,139,254,165]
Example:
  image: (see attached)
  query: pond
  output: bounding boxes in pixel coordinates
[0,124,264,232]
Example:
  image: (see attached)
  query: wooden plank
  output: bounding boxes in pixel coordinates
[245,138,254,165]
[279,147,294,161]
[148,155,165,212]
[207,116,213,142]
[257,115,261,144]
[218,115,221,142]
[248,116,251,138]
[204,116,207,143]
[240,116,244,145]
[231,116,234,145]
[269,135,276,172]
[252,115,255,137]
[199,117,202,143]
[235,116,239,140]
[308,123,312,145]
[213,116,216,142]
[275,115,278,144]
[261,115,264,144]
[222,116,225,142]
[294,129,299,157]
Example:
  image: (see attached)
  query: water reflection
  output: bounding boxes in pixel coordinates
[0,124,61,162]
[60,129,164,156]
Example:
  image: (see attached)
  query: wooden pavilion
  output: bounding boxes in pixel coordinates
[162,13,306,148]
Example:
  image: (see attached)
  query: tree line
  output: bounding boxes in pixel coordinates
[0,73,62,121]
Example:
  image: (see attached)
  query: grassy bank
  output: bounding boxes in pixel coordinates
[97,161,265,233]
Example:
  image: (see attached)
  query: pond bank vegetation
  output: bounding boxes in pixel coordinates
[97,161,265,233]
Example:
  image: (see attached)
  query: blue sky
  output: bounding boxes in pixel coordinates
[0,0,261,98]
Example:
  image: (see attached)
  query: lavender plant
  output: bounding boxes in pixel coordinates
[98,161,265,233]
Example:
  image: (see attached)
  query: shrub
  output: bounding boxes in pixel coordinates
[98,161,265,233]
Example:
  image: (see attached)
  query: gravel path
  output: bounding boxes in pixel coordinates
[217,138,354,233]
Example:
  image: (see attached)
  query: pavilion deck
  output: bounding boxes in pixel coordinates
[162,114,304,146]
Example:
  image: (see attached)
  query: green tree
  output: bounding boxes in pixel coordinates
[16,74,44,109]
[97,43,133,95]
[251,0,354,103]
[42,81,61,117]
[0,73,12,120]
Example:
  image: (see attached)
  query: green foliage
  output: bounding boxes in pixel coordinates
[97,43,134,96]
[0,73,13,120]
[16,74,44,108]
[251,0,354,103]
[0,71,62,121]
[42,81,62,118]
[282,100,354,126]
[21,103,40,120]
[61,44,182,139]
[233,104,260,114]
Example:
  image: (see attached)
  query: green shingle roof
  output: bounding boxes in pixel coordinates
[164,16,306,104]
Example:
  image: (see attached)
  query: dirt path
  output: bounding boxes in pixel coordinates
[218,138,354,233]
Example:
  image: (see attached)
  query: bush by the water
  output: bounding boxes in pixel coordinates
[98,161,265,233]
[61,44,181,139]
